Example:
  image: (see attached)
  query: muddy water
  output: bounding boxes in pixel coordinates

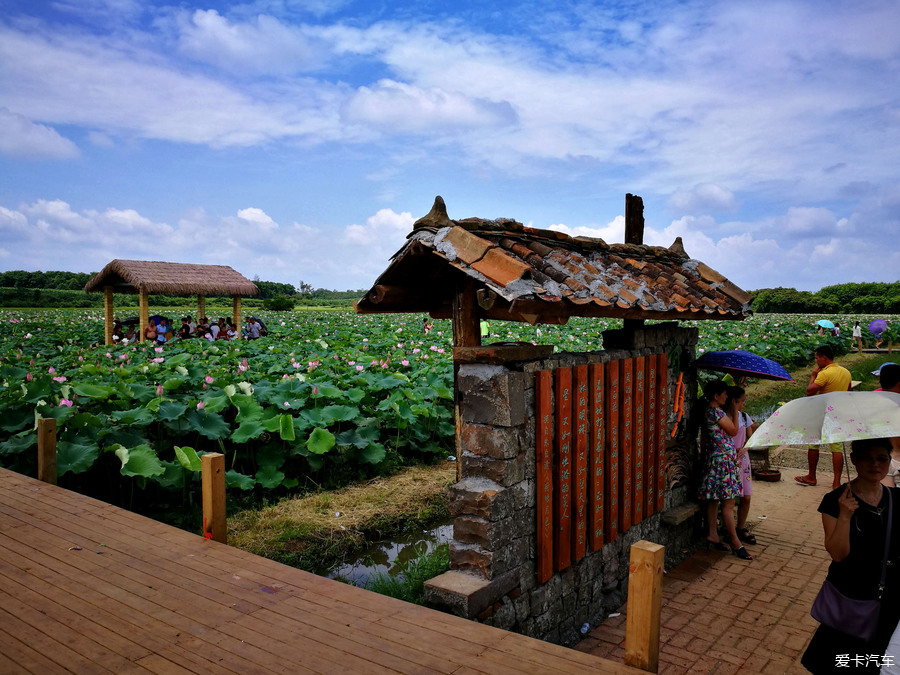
[322,520,453,585]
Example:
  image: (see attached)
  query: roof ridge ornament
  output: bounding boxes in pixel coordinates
[413,195,455,231]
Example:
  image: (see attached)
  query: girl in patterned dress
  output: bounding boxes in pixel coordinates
[698,380,753,560]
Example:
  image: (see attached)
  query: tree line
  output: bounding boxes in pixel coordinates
[0,270,365,308]
[750,282,900,314]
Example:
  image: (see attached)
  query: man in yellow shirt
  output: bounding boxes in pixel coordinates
[795,345,852,488]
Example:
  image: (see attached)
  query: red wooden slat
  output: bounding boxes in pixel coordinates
[573,365,589,562]
[657,353,669,511]
[619,359,633,531]
[633,356,645,525]
[554,368,573,572]
[535,370,554,584]
[645,356,658,518]
[589,363,605,551]
[604,360,619,543]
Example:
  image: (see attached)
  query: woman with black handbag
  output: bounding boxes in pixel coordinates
[802,438,900,673]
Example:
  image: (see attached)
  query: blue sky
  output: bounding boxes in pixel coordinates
[1,0,899,293]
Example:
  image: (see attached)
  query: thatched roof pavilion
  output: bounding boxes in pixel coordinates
[85,259,259,345]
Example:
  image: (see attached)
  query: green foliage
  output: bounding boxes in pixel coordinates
[263,295,295,311]
[751,282,900,314]
[356,544,450,605]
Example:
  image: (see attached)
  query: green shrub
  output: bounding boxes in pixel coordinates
[263,295,295,311]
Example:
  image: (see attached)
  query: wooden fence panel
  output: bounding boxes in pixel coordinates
[645,356,658,518]
[605,360,620,543]
[656,353,669,512]
[573,365,589,562]
[536,370,554,584]
[620,358,633,531]
[554,368,573,572]
[589,363,605,551]
[633,357,645,524]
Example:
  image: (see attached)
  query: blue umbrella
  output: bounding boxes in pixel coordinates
[870,319,888,335]
[695,350,793,381]
[817,319,835,329]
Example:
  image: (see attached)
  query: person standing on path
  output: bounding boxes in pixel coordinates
[795,345,852,489]
[726,386,759,545]
[852,321,863,351]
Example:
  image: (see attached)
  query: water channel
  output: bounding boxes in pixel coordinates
[320,520,453,586]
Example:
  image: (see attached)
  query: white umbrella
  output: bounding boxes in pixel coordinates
[746,391,900,448]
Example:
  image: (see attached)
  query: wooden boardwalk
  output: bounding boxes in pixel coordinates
[0,468,642,674]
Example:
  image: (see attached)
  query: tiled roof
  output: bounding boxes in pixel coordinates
[356,197,752,324]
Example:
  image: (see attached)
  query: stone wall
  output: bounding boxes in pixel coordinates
[425,322,701,646]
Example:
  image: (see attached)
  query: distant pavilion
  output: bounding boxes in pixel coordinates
[84,259,260,345]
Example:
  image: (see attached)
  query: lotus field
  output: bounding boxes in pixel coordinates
[0,309,889,501]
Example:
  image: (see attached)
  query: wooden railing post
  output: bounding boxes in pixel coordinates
[625,540,664,673]
[202,453,227,544]
[37,418,57,485]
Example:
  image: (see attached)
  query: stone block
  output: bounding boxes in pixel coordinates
[450,541,511,578]
[458,365,526,426]
[462,452,526,487]
[424,569,520,619]
[459,423,522,460]
[486,598,517,630]
[454,516,492,547]
[448,477,514,521]
[511,479,535,509]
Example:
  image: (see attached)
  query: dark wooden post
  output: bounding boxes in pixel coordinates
[624,193,645,333]
[452,276,481,481]
[202,452,227,544]
[37,418,57,485]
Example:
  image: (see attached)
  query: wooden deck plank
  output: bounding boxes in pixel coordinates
[0,467,641,675]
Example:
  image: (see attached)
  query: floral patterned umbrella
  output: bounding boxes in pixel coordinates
[746,391,900,448]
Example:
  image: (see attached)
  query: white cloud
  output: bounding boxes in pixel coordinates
[0,108,79,159]
[176,9,322,75]
[668,183,737,214]
[237,207,278,229]
[549,216,624,243]
[344,80,516,133]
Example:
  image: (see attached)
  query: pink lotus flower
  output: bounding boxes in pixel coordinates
[59,399,73,407]
[26,372,32,381]
[313,386,319,395]
[52,376,66,383]
[196,401,204,410]
[283,402,290,407]
[356,365,364,371]
[48,366,55,374]
[78,355,83,361]
[205,375,214,384]
[401,360,409,366]
[157,385,163,396]
[155,347,163,353]
[151,357,164,363]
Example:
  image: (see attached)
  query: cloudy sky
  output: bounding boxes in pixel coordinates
[1,0,898,293]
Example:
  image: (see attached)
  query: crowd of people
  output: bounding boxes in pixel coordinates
[695,344,900,672]
[112,314,266,344]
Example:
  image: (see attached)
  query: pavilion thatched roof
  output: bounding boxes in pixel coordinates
[84,260,260,296]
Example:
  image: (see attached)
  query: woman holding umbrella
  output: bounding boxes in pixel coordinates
[801,438,900,673]
[697,380,752,560]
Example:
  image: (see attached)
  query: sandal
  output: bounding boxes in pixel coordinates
[794,475,817,486]
[737,528,757,545]
[731,545,753,561]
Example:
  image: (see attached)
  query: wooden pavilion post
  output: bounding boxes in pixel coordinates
[37,418,57,485]
[232,295,242,340]
[202,452,227,544]
[139,287,149,344]
[452,276,481,481]
[197,294,206,322]
[103,286,114,346]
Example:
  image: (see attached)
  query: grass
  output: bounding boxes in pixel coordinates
[227,461,456,572]
[357,544,451,605]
